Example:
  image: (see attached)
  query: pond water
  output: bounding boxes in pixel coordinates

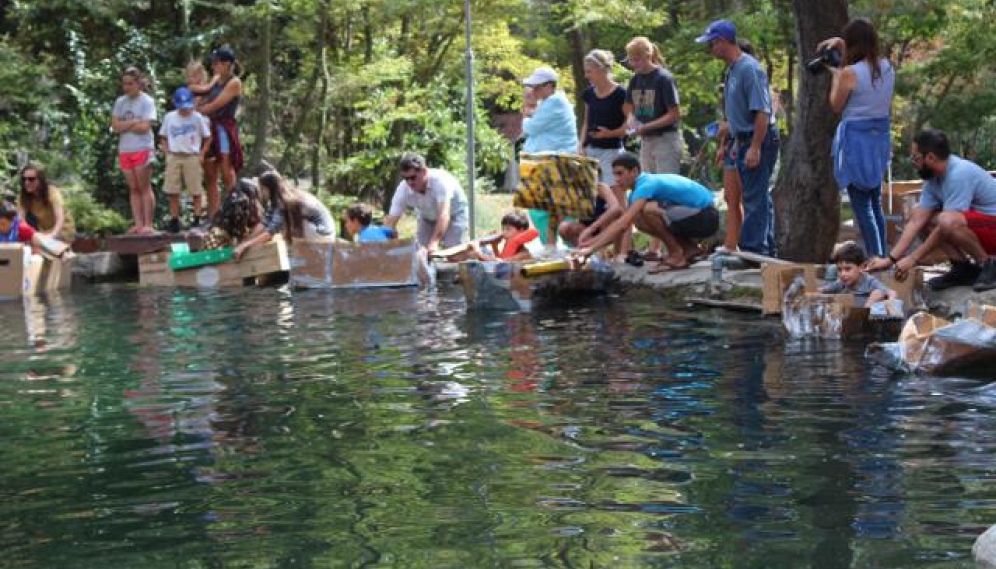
[1,284,994,568]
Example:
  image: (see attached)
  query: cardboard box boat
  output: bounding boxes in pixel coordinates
[138,239,289,287]
[289,238,420,289]
[459,258,615,311]
[868,304,996,374]
[0,244,73,299]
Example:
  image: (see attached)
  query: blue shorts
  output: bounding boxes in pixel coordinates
[722,139,737,171]
[214,124,231,154]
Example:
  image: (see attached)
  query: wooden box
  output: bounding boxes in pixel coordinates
[290,238,419,289]
[139,239,289,288]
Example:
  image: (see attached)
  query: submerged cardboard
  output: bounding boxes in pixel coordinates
[289,238,419,289]
[139,239,289,288]
[0,244,72,299]
[761,263,818,315]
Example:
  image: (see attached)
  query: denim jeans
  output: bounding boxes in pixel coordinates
[736,127,779,256]
[846,184,887,257]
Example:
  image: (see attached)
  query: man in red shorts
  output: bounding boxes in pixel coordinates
[868,129,996,291]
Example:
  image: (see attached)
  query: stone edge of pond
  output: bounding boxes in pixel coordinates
[975,525,996,569]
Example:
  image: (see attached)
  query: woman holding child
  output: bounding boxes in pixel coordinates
[191,46,244,218]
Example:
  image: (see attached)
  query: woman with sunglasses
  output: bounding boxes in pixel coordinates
[17,162,75,242]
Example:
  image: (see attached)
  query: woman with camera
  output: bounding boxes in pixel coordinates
[818,18,895,258]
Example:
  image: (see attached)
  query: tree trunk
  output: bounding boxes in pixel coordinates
[567,25,586,131]
[771,0,849,262]
[247,0,273,171]
[278,0,328,174]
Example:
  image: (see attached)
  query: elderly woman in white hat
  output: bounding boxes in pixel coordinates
[521,66,578,154]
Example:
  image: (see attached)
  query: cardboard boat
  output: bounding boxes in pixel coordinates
[459,258,615,311]
[0,244,73,299]
[289,238,421,289]
[139,239,290,288]
[867,303,996,374]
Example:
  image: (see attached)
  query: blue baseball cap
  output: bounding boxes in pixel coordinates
[174,86,195,110]
[696,20,737,43]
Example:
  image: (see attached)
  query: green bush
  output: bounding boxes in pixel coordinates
[65,190,129,236]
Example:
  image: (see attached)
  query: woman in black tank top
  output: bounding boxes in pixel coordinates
[191,45,244,219]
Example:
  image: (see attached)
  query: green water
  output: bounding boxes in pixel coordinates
[0,285,992,568]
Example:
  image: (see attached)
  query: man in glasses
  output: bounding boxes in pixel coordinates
[383,152,468,254]
[867,128,996,292]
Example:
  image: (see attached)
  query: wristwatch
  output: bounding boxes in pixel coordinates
[887,253,900,265]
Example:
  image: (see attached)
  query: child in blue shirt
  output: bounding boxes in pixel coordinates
[344,203,396,243]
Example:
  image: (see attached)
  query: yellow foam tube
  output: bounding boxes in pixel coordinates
[520,259,571,277]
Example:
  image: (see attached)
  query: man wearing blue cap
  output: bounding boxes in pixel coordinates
[697,20,779,256]
[159,86,212,232]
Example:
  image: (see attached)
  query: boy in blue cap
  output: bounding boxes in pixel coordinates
[159,86,212,232]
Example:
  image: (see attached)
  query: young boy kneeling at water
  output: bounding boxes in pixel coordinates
[469,212,541,262]
[821,241,897,307]
[343,203,397,243]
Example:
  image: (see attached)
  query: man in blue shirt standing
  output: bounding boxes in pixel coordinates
[697,20,779,257]
[577,152,718,271]
[867,129,996,292]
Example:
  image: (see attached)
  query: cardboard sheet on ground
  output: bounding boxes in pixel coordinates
[289,238,419,289]
[513,153,598,219]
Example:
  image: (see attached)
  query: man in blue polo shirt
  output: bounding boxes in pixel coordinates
[697,19,779,256]
[577,152,718,271]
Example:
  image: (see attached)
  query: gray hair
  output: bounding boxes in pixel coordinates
[399,152,426,171]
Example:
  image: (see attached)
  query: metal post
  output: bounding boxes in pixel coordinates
[464,0,476,238]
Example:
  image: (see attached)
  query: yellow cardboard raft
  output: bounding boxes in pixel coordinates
[289,238,419,289]
[872,304,996,374]
[513,153,598,219]
[139,239,289,287]
[0,244,73,299]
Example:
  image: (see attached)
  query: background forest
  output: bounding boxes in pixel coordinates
[0,0,994,259]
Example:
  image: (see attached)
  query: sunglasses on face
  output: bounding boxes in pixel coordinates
[22,176,38,182]
[402,171,421,182]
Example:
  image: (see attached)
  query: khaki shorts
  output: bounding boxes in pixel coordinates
[164,153,203,196]
[639,130,683,174]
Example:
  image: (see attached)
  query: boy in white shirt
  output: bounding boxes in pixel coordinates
[159,86,211,232]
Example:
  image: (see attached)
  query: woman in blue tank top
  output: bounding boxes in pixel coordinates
[819,18,895,257]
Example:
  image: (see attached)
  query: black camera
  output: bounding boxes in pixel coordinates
[806,47,842,74]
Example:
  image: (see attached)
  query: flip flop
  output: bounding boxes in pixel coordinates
[647,260,690,274]
[643,251,663,262]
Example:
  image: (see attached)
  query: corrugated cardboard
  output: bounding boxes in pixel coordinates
[1,244,73,299]
[761,263,818,315]
[290,238,419,289]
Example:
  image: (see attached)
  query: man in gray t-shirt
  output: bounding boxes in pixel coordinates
[383,152,469,253]
[868,128,996,292]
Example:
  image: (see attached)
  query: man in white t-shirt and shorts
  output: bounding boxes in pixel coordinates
[384,152,469,254]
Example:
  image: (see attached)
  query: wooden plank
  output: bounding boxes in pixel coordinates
[105,232,204,255]
[727,249,792,266]
[685,297,763,313]
[237,239,289,279]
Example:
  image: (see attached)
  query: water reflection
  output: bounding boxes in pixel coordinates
[0,287,990,568]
